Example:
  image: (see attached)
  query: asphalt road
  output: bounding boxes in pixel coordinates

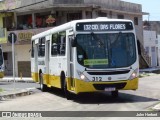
[0,75,160,119]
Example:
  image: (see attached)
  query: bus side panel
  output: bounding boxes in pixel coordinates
[49,75,61,88]
[43,73,49,85]
[31,41,38,82]
[31,58,38,82]
[38,57,45,82]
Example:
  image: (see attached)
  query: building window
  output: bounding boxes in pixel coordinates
[134,17,138,25]
[35,12,56,28]
[67,12,82,22]
[109,11,112,18]
[98,12,107,17]
[145,47,149,54]
[151,47,155,52]
[117,14,124,19]
[3,16,14,31]
[38,37,45,57]
[51,31,66,56]
[17,14,33,30]
[17,12,56,30]
[86,11,92,19]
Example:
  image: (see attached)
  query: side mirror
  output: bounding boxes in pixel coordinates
[71,38,77,47]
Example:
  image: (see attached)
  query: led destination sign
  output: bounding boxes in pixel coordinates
[76,22,133,31]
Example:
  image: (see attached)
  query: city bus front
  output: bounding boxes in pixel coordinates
[71,21,139,95]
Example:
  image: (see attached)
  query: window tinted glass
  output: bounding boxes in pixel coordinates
[38,37,45,57]
[31,41,34,58]
[0,49,3,66]
[76,33,136,69]
[51,31,66,56]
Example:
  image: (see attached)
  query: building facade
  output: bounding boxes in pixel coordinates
[158,35,160,66]
[0,0,145,77]
[149,21,160,35]
[143,30,158,67]
[143,21,160,67]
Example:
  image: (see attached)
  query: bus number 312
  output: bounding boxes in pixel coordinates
[92,77,102,81]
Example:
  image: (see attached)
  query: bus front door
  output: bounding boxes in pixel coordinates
[45,40,50,85]
[68,35,75,91]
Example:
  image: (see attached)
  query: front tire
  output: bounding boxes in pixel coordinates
[111,90,119,98]
[39,73,47,92]
[64,80,73,100]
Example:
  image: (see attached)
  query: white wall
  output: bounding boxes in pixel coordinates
[2,44,31,76]
[158,35,160,66]
[143,30,158,67]
[15,44,31,61]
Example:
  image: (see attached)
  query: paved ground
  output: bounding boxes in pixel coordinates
[1,67,160,120]
[0,79,40,100]
[0,75,160,110]
[0,74,160,120]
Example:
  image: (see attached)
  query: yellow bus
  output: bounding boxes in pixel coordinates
[31,18,139,99]
[0,45,4,78]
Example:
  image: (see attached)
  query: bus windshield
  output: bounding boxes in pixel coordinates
[76,33,136,69]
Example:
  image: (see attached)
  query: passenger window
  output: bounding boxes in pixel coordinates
[31,41,34,58]
[59,31,66,55]
[51,31,66,56]
[38,37,45,57]
[51,33,58,56]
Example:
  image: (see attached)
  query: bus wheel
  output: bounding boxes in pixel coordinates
[64,81,72,100]
[39,73,47,92]
[111,90,119,98]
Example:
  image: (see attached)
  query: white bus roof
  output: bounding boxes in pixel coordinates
[31,17,133,40]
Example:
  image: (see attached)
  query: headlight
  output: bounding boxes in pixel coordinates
[129,68,139,80]
[80,74,85,80]
[77,70,90,82]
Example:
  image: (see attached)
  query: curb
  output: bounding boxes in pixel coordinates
[152,103,160,111]
[0,88,35,101]
[0,80,35,83]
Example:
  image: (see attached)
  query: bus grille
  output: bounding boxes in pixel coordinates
[87,70,130,75]
[93,83,126,90]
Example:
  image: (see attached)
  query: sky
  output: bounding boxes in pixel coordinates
[122,0,160,21]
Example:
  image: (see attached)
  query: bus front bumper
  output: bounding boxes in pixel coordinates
[72,78,138,94]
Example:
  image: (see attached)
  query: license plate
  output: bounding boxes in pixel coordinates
[105,87,116,91]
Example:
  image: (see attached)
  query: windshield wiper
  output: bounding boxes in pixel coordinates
[109,31,122,68]
[91,32,104,47]
[113,31,122,44]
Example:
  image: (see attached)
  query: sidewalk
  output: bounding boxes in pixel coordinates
[139,67,160,78]
[0,88,35,101]
[0,77,35,101]
[0,77,34,83]
[140,67,160,73]
[152,103,160,111]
